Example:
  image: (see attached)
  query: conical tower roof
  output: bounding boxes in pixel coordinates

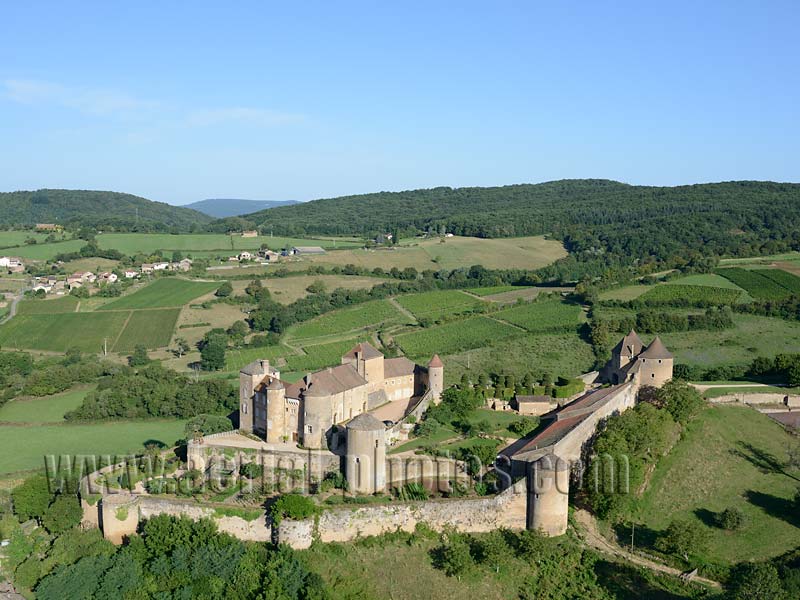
[428,354,444,368]
[347,413,384,431]
[611,329,644,356]
[640,336,673,359]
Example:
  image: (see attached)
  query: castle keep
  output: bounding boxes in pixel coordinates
[239,342,443,449]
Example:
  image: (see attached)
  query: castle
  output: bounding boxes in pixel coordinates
[603,330,674,387]
[238,342,444,449]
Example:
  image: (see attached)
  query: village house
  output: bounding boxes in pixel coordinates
[0,256,24,273]
[124,269,140,279]
[257,249,280,262]
[511,394,558,416]
[98,272,118,284]
[152,261,170,271]
[35,223,62,232]
[241,230,258,238]
[237,251,253,261]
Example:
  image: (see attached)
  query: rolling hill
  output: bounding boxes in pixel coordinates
[183,198,299,218]
[0,189,211,231]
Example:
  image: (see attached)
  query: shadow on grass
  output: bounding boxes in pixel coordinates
[745,490,800,528]
[693,508,718,528]
[612,522,662,552]
[731,441,800,482]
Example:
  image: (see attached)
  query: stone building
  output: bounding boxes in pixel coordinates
[239,342,443,449]
[603,329,673,387]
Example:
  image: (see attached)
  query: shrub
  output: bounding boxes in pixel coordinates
[239,462,264,480]
[715,507,745,530]
[270,494,318,525]
[184,414,233,438]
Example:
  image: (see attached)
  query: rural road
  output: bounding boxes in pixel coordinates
[0,291,23,325]
[572,509,721,590]
[690,383,769,392]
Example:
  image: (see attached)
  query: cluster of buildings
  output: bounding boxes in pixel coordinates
[227,246,327,264]
[0,256,24,274]
[140,258,193,273]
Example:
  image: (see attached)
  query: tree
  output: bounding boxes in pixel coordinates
[215,281,233,298]
[306,280,327,294]
[715,507,745,530]
[200,337,226,371]
[437,530,473,578]
[11,475,52,521]
[728,563,787,600]
[175,337,190,358]
[63,347,83,366]
[42,494,82,534]
[655,520,709,561]
[478,530,508,573]
[128,345,149,367]
[185,414,233,438]
[657,379,705,424]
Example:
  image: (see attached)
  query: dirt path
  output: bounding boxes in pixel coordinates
[572,509,721,589]
[691,383,769,392]
[388,297,417,323]
[0,290,24,325]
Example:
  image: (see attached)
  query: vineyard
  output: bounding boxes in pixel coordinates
[112,308,181,351]
[755,268,800,294]
[716,268,795,300]
[395,315,521,358]
[395,290,487,320]
[98,278,220,310]
[289,300,405,340]
[285,338,369,373]
[638,284,744,304]
[493,299,584,333]
[466,285,522,297]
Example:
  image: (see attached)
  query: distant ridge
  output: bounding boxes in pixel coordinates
[184,198,300,218]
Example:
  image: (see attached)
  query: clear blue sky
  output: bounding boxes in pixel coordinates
[1,1,797,205]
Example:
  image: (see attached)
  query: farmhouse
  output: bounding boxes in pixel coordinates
[124,269,140,279]
[140,263,155,273]
[98,272,118,284]
[237,251,253,261]
[170,258,193,272]
[241,230,258,238]
[257,249,280,262]
[239,342,443,449]
[152,262,170,271]
[511,394,557,416]
[35,223,61,231]
[0,256,24,273]
[292,246,326,256]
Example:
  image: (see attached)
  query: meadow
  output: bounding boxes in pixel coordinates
[96,232,361,254]
[9,239,86,260]
[493,299,584,333]
[288,300,405,340]
[663,273,745,290]
[395,290,486,321]
[284,338,368,372]
[395,315,522,359]
[625,405,800,564]
[0,419,186,475]
[0,387,94,423]
[16,296,79,314]
[0,231,53,247]
[98,278,220,310]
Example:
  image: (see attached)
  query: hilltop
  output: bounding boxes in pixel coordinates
[0,189,211,231]
[183,198,300,218]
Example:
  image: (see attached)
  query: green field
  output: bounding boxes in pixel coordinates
[396,315,522,359]
[96,233,361,254]
[638,284,744,304]
[598,285,651,301]
[9,239,86,260]
[0,419,186,474]
[16,296,79,315]
[285,338,368,372]
[224,345,291,372]
[0,312,131,353]
[664,273,746,290]
[396,290,486,320]
[98,278,219,310]
[0,387,93,423]
[494,299,584,333]
[716,268,793,300]
[0,231,53,248]
[627,405,800,564]
[289,300,404,340]
[754,268,800,293]
[112,308,181,351]
[466,285,522,296]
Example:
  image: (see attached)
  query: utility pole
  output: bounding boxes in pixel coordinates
[103,338,108,356]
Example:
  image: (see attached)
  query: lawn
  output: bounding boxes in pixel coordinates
[626,405,800,564]
[98,278,220,310]
[0,312,131,353]
[493,299,584,333]
[112,308,181,351]
[16,296,79,314]
[289,300,405,340]
[10,240,86,260]
[396,290,486,321]
[0,387,94,423]
[389,426,459,454]
[0,419,186,475]
[395,316,522,359]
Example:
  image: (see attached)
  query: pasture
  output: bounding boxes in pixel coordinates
[0,231,52,247]
[395,290,486,321]
[395,315,522,359]
[98,278,219,310]
[96,232,361,254]
[10,239,85,260]
[0,387,94,423]
[628,405,800,564]
[0,419,186,475]
[288,300,405,340]
[493,299,584,333]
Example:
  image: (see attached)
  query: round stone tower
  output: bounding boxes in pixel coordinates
[529,453,570,536]
[345,413,386,495]
[428,354,444,403]
[265,377,285,443]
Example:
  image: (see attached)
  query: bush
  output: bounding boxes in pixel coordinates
[184,414,233,438]
[239,462,264,480]
[270,494,318,525]
[715,507,745,530]
[11,475,52,522]
[654,520,709,560]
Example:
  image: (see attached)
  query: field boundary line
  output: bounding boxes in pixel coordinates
[484,314,527,332]
[388,297,417,323]
[109,310,134,352]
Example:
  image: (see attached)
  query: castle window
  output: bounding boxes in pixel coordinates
[375,440,379,448]
[658,359,662,363]
[306,425,313,434]
[651,373,655,378]
[242,403,247,415]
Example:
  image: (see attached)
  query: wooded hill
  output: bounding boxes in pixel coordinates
[226,179,800,277]
[0,189,212,231]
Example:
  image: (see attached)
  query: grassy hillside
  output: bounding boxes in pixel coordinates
[0,189,211,230]
[624,405,800,565]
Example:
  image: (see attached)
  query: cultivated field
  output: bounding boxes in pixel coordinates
[395,315,522,359]
[232,274,383,305]
[112,308,181,352]
[96,233,361,254]
[493,299,584,333]
[16,296,79,315]
[639,284,745,304]
[289,300,405,340]
[395,290,486,321]
[0,312,131,353]
[98,278,220,310]
[629,405,800,564]
[10,239,85,261]
[716,267,800,300]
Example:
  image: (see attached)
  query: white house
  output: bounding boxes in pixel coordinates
[124,269,140,279]
[153,262,170,271]
[99,272,118,284]
[238,251,253,261]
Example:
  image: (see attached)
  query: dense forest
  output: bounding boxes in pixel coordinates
[0,189,211,231]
